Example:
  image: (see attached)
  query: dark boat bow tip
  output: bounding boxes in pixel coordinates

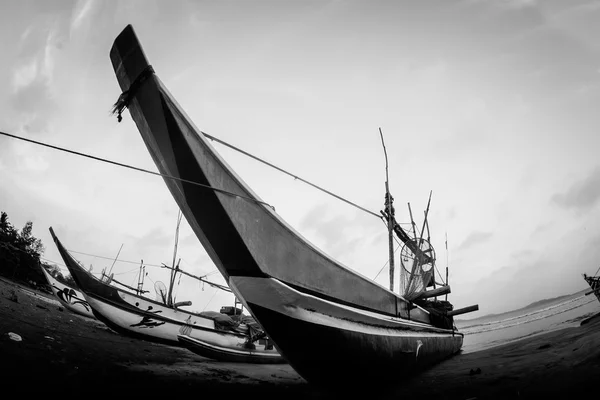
[109,24,151,93]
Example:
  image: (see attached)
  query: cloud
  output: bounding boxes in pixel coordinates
[551,165,600,212]
[456,231,493,251]
[299,203,378,261]
[11,58,38,90]
[510,249,534,261]
[70,0,95,36]
[465,0,537,9]
[531,221,553,236]
[9,23,62,135]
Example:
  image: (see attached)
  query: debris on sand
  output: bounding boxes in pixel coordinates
[7,332,22,342]
[7,290,18,303]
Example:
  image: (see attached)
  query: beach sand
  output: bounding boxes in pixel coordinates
[1,276,598,398]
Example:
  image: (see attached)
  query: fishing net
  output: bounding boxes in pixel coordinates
[154,281,167,304]
[399,238,436,299]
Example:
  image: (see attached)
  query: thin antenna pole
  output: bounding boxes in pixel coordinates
[405,203,419,291]
[407,203,418,242]
[379,127,395,292]
[419,191,433,246]
[424,211,436,291]
[140,263,146,295]
[445,232,449,301]
[137,259,144,295]
[167,210,183,306]
[107,243,124,276]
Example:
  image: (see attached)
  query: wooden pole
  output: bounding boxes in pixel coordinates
[418,191,432,247]
[161,263,232,292]
[107,243,124,276]
[136,259,144,295]
[448,304,479,317]
[411,285,451,300]
[379,127,395,292]
[405,203,420,291]
[445,232,449,301]
[167,210,183,306]
[111,277,148,294]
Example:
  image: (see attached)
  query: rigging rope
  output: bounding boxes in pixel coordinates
[202,132,382,219]
[0,129,385,220]
[202,287,219,312]
[373,242,401,281]
[66,249,165,268]
[0,130,274,210]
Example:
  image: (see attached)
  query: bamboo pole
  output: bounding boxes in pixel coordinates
[379,128,395,292]
[107,243,124,276]
[160,263,232,293]
[448,304,479,317]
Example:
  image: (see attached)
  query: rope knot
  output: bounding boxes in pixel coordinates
[111,65,155,123]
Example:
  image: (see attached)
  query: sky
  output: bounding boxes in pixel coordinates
[1,0,600,317]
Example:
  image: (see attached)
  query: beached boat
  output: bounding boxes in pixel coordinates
[109,24,478,386]
[584,272,600,303]
[49,226,284,360]
[40,265,95,318]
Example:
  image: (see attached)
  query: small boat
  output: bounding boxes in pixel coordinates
[40,265,95,318]
[177,333,285,364]
[584,272,600,303]
[109,24,478,387]
[49,226,283,360]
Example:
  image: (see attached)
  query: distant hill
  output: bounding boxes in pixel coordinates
[520,290,586,311]
[456,288,589,322]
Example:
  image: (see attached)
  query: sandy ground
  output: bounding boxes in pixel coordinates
[1,276,599,398]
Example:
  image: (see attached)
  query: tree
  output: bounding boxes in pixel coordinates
[0,211,17,242]
[0,211,46,286]
[19,221,45,256]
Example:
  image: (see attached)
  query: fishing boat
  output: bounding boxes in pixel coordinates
[49,226,283,361]
[583,272,600,303]
[40,264,95,318]
[109,24,478,387]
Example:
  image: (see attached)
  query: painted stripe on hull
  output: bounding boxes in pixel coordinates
[40,267,95,318]
[85,294,256,349]
[50,227,261,350]
[177,334,286,364]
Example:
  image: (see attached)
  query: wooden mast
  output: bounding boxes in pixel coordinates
[379,128,394,292]
[167,210,183,307]
[445,232,449,301]
[136,259,145,295]
[104,243,124,282]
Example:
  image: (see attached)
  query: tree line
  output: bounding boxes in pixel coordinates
[0,210,75,289]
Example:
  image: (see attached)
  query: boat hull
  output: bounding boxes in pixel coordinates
[48,227,267,352]
[230,276,462,385]
[40,266,95,318]
[178,334,286,364]
[584,274,600,303]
